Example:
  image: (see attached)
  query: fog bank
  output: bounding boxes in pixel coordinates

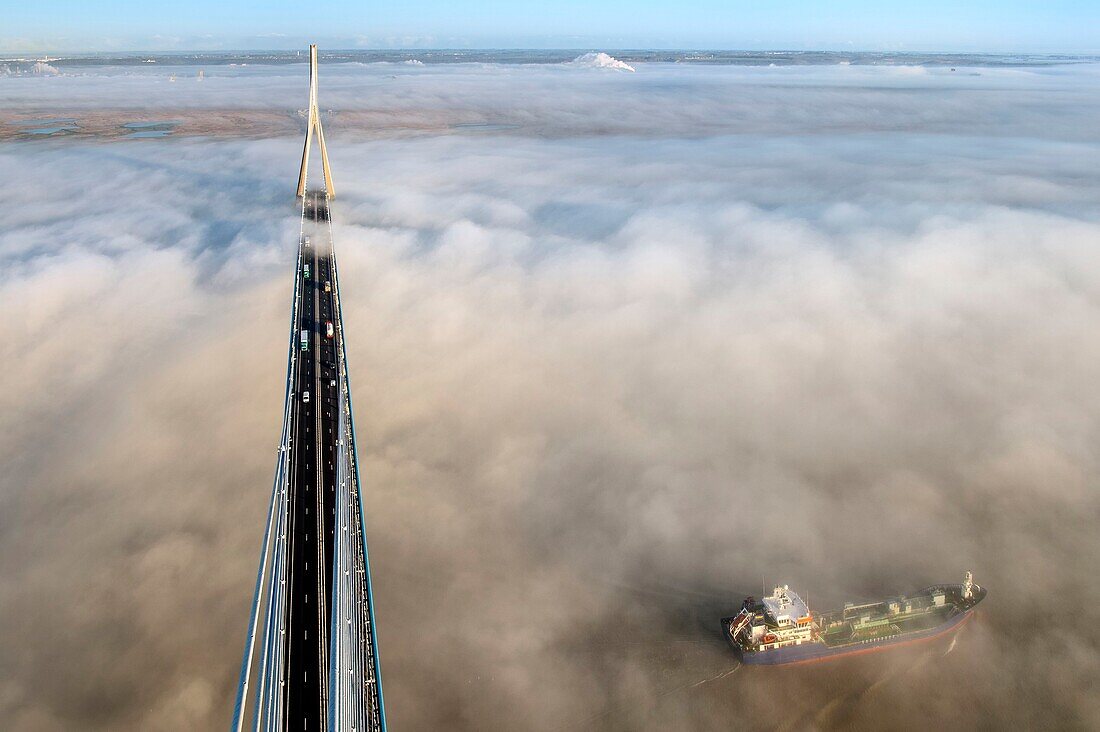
[1,61,1099,729]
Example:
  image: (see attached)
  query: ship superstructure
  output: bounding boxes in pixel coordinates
[723,572,985,665]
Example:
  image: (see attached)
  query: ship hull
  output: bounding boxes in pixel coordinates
[733,605,976,666]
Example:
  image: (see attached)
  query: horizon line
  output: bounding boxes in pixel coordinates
[5,47,1100,58]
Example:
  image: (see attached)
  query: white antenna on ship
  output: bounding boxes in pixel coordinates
[296,44,335,199]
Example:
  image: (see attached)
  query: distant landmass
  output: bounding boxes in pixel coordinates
[3,49,1097,69]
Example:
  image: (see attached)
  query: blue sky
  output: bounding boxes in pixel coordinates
[2,0,1099,53]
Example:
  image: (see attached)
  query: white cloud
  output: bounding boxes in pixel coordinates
[569,52,635,72]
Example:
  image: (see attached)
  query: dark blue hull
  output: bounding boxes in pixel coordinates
[735,607,975,666]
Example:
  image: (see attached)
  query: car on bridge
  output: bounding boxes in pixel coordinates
[325,321,334,338]
[302,391,310,403]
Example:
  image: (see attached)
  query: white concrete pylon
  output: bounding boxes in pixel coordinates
[297,44,335,199]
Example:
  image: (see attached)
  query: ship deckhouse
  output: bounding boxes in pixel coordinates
[762,585,811,626]
[750,585,815,650]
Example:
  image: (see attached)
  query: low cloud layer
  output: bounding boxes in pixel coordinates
[1,61,1099,729]
[5,60,1100,143]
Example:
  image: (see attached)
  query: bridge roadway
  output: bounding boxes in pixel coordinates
[284,191,338,729]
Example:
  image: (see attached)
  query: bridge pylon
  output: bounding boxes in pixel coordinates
[297,44,335,199]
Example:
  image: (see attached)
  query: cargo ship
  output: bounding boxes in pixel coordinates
[721,571,985,665]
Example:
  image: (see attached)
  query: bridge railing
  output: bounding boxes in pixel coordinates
[232,222,306,731]
[328,202,387,732]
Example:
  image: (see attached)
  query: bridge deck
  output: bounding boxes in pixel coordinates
[283,192,340,727]
[234,191,384,732]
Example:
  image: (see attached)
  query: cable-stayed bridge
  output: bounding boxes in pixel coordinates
[233,46,386,732]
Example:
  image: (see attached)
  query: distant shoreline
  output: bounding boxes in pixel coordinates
[4,50,1097,68]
